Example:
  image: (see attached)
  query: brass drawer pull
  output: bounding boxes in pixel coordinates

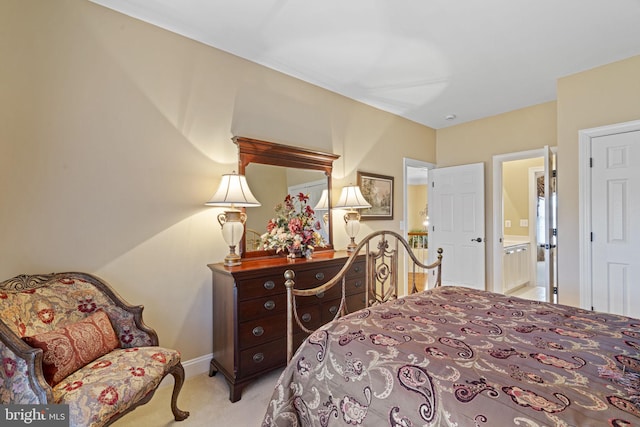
[329,305,338,315]
[354,265,362,273]
[253,353,264,363]
[354,280,363,288]
[252,326,264,337]
[301,313,312,323]
[264,300,276,310]
[263,280,275,290]
[316,291,325,299]
[315,272,325,281]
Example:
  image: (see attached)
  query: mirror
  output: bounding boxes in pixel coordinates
[234,136,340,258]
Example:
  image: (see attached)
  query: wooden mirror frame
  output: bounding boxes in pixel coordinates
[235,136,340,258]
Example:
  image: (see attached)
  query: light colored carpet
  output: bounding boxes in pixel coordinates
[112,367,284,427]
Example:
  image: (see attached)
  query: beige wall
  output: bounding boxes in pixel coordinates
[436,102,557,289]
[503,157,544,237]
[556,55,640,307]
[0,0,436,361]
[407,185,428,231]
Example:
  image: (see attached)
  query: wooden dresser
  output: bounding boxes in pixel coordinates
[208,250,365,402]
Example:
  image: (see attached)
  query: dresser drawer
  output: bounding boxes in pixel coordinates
[312,275,365,302]
[347,260,366,278]
[346,275,365,296]
[238,305,321,350]
[291,304,322,333]
[294,265,342,290]
[239,313,283,350]
[237,275,285,301]
[238,293,286,321]
[239,338,286,377]
[321,293,367,323]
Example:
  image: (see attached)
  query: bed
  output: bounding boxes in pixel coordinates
[262,232,640,426]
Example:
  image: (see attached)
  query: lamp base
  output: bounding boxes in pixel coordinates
[344,211,361,253]
[223,251,241,267]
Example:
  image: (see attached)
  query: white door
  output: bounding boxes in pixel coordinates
[429,163,485,289]
[591,130,640,317]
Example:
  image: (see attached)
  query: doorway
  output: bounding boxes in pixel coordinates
[403,158,433,294]
[579,119,640,317]
[493,148,556,303]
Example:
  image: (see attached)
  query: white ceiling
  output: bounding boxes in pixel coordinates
[89,0,640,129]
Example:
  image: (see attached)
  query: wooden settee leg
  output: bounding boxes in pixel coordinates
[169,363,190,421]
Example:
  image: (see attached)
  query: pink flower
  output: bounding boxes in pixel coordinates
[288,218,302,234]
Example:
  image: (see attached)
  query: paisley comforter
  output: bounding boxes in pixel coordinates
[262,286,640,426]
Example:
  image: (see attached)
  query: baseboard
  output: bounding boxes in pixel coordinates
[159,353,212,387]
[183,353,213,378]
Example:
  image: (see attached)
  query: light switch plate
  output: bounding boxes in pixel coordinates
[520,219,528,227]
[505,220,511,228]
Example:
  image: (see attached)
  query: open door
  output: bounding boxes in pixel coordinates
[540,146,557,302]
[429,163,485,289]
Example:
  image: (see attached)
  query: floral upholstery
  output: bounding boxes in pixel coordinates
[0,338,42,404]
[54,347,180,427]
[0,272,189,427]
[0,275,154,347]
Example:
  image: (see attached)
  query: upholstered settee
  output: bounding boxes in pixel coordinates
[0,272,189,427]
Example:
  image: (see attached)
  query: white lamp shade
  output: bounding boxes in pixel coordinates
[335,185,371,209]
[205,173,261,207]
[314,189,329,210]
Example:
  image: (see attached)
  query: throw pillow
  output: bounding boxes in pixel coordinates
[23,309,120,386]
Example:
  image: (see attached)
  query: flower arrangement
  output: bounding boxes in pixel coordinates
[260,193,326,259]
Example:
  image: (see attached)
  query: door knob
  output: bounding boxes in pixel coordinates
[471,237,483,243]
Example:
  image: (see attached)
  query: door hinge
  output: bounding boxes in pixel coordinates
[552,169,557,178]
[589,157,593,168]
[553,228,557,236]
[590,232,594,242]
[591,306,594,311]
[431,181,435,188]
[553,287,558,295]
